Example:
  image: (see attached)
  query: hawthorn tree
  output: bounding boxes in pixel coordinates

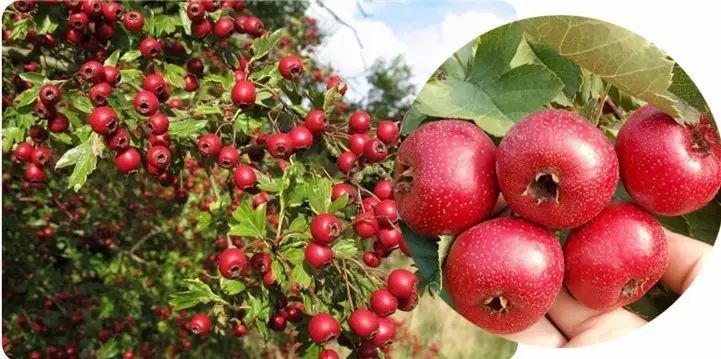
[2,1,420,358]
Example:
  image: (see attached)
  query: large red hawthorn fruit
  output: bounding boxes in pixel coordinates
[496,109,618,229]
[348,309,379,339]
[564,201,668,310]
[217,248,249,279]
[308,313,341,344]
[616,105,721,216]
[394,120,498,237]
[188,313,211,335]
[443,217,563,334]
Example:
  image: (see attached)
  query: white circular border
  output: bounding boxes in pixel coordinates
[504,0,721,357]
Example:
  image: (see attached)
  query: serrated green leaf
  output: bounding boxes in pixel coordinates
[229,200,266,238]
[120,50,142,62]
[196,212,212,230]
[2,127,24,152]
[119,69,142,83]
[307,177,333,214]
[521,16,698,124]
[332,238,357,258]
[257,176,284,193]
[168,119,208,138]
[169,278,227,311]
[271,261,285,287]
[668,64,709,113]
[220,278,245,296]
[19,72,45,85]
[683,202,721,245]
[512,39,583,106]
[55,133,102,192]
[164,63,186,88]
[96,338,119,359]
[288,215,308,232]
[104,50,121,67]
[327,194,349,214]
[250,29,286,63]
[13,86,41,107]
[204,74,234,90]
[467,23,522,86]
[414,64,563,136]
[9,18,29,41]
[400,222,453,306]
[291,263,313,288]
[73,96,93,113]
[37,15,59,34]
[192,105,222,115]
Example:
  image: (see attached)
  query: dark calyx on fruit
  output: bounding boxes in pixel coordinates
[524,171,559,204]
[484,294,509,314]
[394,161,413,193]
[621,278,646,298]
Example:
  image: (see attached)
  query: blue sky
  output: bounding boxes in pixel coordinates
[306,0,517,101]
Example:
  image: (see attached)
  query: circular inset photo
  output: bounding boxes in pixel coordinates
[397,15,719,347]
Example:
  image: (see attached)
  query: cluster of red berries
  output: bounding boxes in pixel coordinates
[336,111,399,174]
[395,106,721,334]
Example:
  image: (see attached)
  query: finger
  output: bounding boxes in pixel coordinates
[562,309,646,348]
[546,287,645,339]
[661,228,712,293]
[500,316,567,347]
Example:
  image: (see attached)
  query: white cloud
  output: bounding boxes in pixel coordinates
[306,1,513,102]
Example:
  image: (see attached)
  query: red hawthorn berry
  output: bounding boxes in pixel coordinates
[103,66,121,86]
[184,74,199,91]
[336,151,356,173]
[266,133,295,158]
[364,139,388,163]
[143,73,166,97]
[232,323,248,337]
[305,109,327,134]
[133,90,159,116]
[326,75,347,95]
[231,80,256,108]
[304,242,333,268]
[88,106,119,135]
[353,211,379,238]
[69,12,90,31]
[114,147,141,174]
[31,147,52,166]
[197,133,222,158]
[39,84,62,106]
[308,313,341,343]
[186,0,206,22]
[146,145,171,169]
[232,165,256,190]
[214,17,234,39]
[387,269,417,299]
[218,248,248,279]
[191,19,212,38]
[217,145,239,167]
[123,10,144,33]
[147,113,169,135]
[370,288,398,317]
[80,60,105,83]
[102,2,123,22]
[106,127,130,151]
[34,101,54,120]
[278,55,304,80]
[188,313,212,335]
[331,183,355,202]
[363,251,380,268]
[14,142,34,162]
[139,37,162,59]
[348,309,379,338]
[310,213,342,245]
[348,111,371,134]
[149,132,170,147]
[242,16,264,37]
[376,120,399,144]
[29,125,48,143]
[187,58,204,76]
[88,82,113,107]
[349,133,370,155]
[289,126,313,150]
[82,0,103,17]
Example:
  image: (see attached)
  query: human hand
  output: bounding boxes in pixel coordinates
[501,228,712,347]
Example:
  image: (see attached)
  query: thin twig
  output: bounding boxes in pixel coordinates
[315,0,367,70]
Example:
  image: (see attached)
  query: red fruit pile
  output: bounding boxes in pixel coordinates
[396,106,721,334]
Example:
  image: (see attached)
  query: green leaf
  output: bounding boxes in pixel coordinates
[229,200,266,238]
[196,212,212,230]
[400,105,427,136]
[683,202,721,245]
[120,50,142,62]
[250,29,286,63]
[220,278,246,296]
[164,63,186,88]
[521,16,699,124]
[169,278,227,311]
[168,119,208,138]
[668,64,709,113]
[73,96,93,113]
[512,40,583,106]
[467,23,523,86]
[119,69,143,83]
[192,105,222,115]
[96,338,120,359]
[204,74,234,90]
[299,342,322,359]
[332,238,358,258]
[440,39,476,81]
[257,176,284,193]
[99,296,115,318]
[400,222,453,306]
[2,127,24,152]
[9,17,29,41]
[179,4,192,35]
[104,50,121,67]
[327,194,349,214]
[19,72,45,85]
[271,261,285,287]
[37,15,59,34]
[307,177,333,214]
[54,132,102,192]
[13,86,41,107]
[291,263,313,288]
[414,64,563,136]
